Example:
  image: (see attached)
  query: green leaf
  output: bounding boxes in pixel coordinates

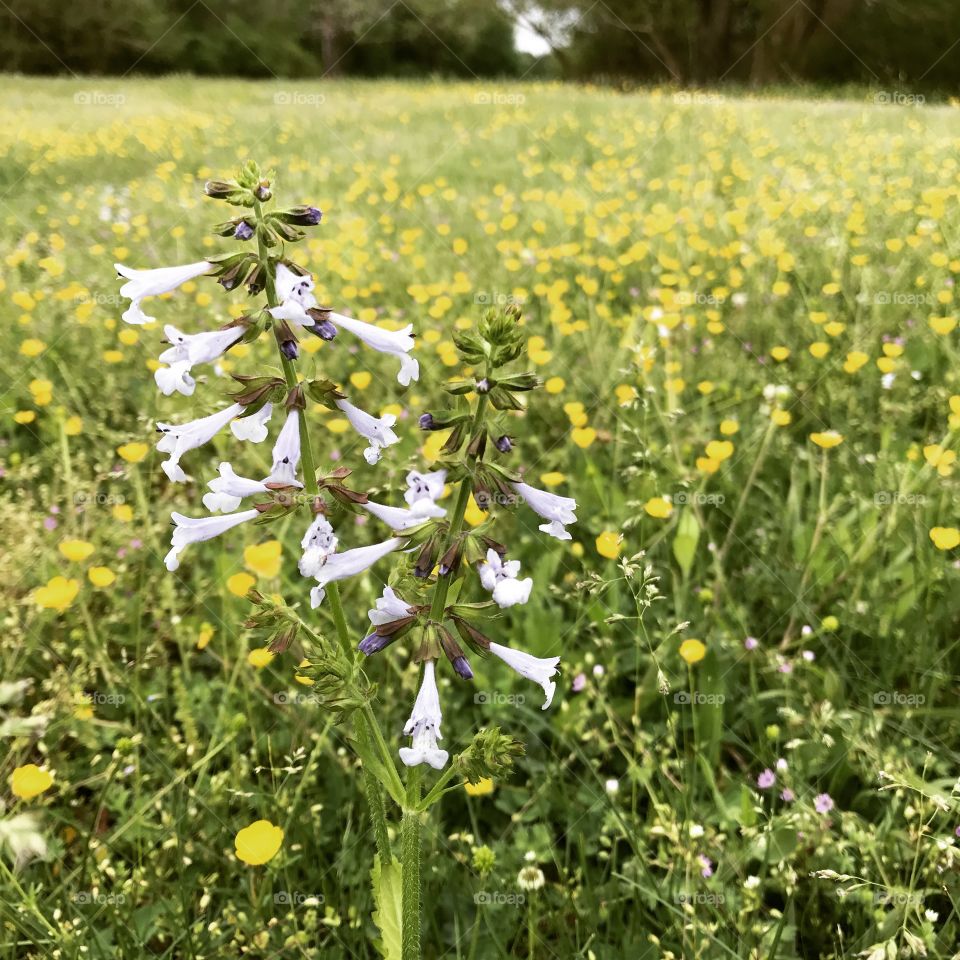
[672,508,700,577]
[371,855,403,960]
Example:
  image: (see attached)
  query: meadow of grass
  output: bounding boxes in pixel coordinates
[2,76,960,959]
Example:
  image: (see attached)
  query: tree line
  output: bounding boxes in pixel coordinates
[2,0,958,88]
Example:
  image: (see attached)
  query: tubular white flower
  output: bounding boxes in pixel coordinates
[268,409,301,485]
[154,360,196,397]
[398,661,449,770]
[404,469,446,507]
[298,515,339,578]
[368,585,414,627]
[477,549,533,609]
[327,311,418,385]
[511,481,578,541]
[154,324,244,396]
[230,403,272,443]
[335,399,399,465]
[267,264,317,326]
[488,642,560,710]
[156,402,244,483]
[361,497,445,531]
[115,260,213,325]
[307,537,404,607]
[165,508,258,571]
[202,462,275,513]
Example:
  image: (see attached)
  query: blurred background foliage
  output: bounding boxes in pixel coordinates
[2,0,960,88]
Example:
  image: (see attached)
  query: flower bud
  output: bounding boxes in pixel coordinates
[234,221,255,241]
[419,413,436,430]
[286,205,323,226]
[359,632,393,656]
[205,179,235,198]
[255,181,272,201]
[495,435,512,454]
[308,319,338,341]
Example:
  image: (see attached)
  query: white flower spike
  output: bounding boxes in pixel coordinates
[156,402,244,483]
[307,537,405,608]
[115,261,213,325]
[488,642,560,710]
[477,549,533,609]
[511,481,578,541]
[335,398,399,465]
[165,508,258,572]
[399,661,449,770]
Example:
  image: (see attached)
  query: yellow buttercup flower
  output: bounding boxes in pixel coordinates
[770,346,790,362]
[571,427,597,448]
[227,572,256,597]
[843,351,868,374]
[810,431,844,449]
[539,472,565,488]
[247,648,275,669]
[59,540,94,562]
[930,527,960,551]
[923,444,956,476]
[234,819,283,865]
[719,420,739,436]
[679,639,706,665]
[10,764,54,800]
[463,493,488,527]
[644,497,673,519]
[704,440,733,462]
[35,576,80,611]
[197,623,214,650]
[771,409,791,426]
[117,442,149,463]
[88,566,116,587]
[596,531,622,559]
[464,778,495,797]
[244,541,282,579]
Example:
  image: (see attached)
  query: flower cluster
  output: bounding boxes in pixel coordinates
[115,162,577,773]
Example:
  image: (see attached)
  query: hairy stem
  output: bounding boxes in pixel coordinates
[401,768,422,960]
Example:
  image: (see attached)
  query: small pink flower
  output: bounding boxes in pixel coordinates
[697,854,713,878]
[572,673,587,693]
[814,793,834,814]
[780,788,795,802]
[757,769,776,789]
[744,636,758,651]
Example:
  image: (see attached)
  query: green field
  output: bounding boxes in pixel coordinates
[2,77,960,958]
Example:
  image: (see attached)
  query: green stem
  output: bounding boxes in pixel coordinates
[356,718,392,862]
[401,768,422,960]
[427,390,489,622]
[253,197,352,656]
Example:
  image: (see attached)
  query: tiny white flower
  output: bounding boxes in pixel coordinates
[267,264,317,326]
[298,515,339,578]
[115,260,212,325]
[231,403,272,443]
[511,481,577,540]
[487,642,560,710]
[368,585,415,627]
[165,508,258,571]
[405,469,446,506]
[604,778,619,795]
[327,311,418,385]
[154,324,244,396]
[307,537,404,607]
[154,360,196,397]
[268,409,301,485]
[361,496,445,531]
[744,875,761,890]
[156,402,244,483]
[202,462,273,513]
[689,823,705,838]
[335,398,399,465]
[477,549,533,608]
[398,661,449,770]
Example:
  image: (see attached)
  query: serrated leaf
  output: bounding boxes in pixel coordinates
[371,855,403,960]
